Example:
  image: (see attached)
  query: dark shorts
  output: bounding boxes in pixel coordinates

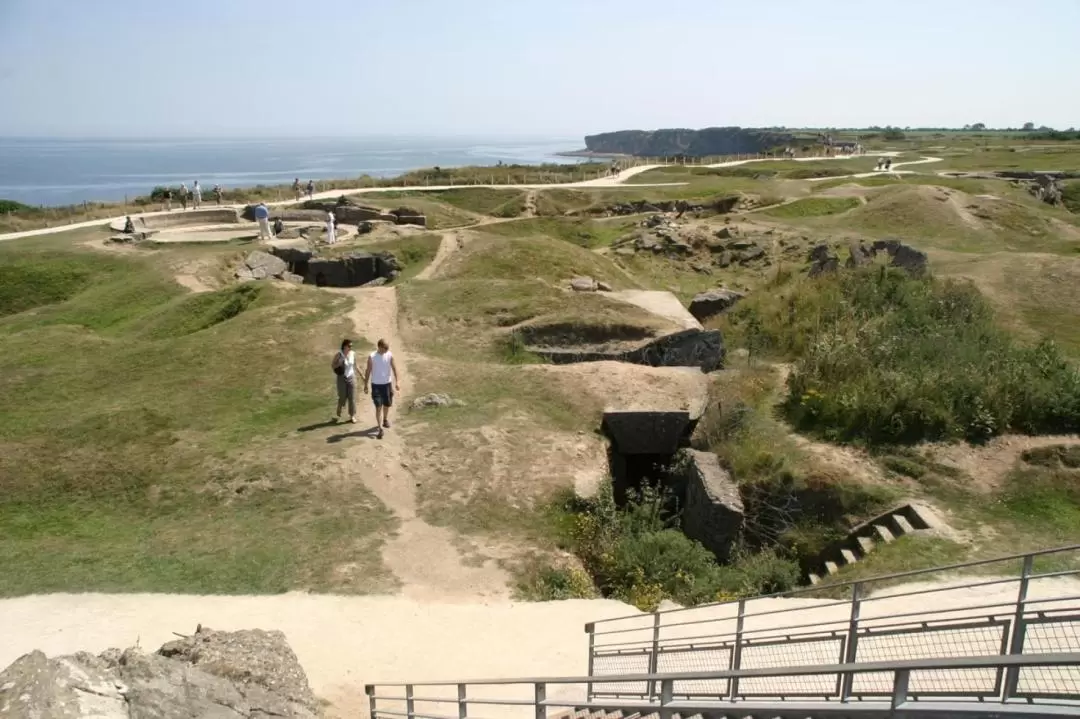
[371,382,393,407]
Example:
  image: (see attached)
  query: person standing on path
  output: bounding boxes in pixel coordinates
[162,187,173,211]
[179,183,189,210]
[306,179,315,200]
[332,339,358,423]
[213,184,224,205]
[292,178,302,201]
[363,339,400,439]
[325,210,336,244]
[254,202,273,240]
[192,181,202,209]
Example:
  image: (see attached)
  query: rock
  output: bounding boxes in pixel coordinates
[244,250,287,280]
[889,243,929,276]
[304,252,400,287]
[729,240,756,250]
[736,246,765,263]
[668,240,693,255]
[691,262,712,275]
[674,449,745,562]
[705,238,727,252]
[0,627,318,719]
[808,244,833,263]
[846,241,873,268]
[411,393,466,409]
[714,227,734,240]
[389,207,427,227]
[361,277,389,287]
[635,235,662,252]
[235,266,257,282]
[596,280,613,292]
[280,272,304,284]
[571,276,599,292]
[809,255,840,277]
[688,288,745,321]
[614,247,636,256]
[108,234,134,244]
[714,250,734,268]
[356,221,374,235]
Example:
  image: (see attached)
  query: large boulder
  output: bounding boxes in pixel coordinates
[871,239,929,276]
[0,627,318,719]
[846,241,873,268]
[674,449,745,562]
[242,250,288,280]
[570,276,599,292]
[688,288,745,322]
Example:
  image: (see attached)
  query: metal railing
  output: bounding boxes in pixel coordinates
[366,653,1080,719]
[586,545,1080,703]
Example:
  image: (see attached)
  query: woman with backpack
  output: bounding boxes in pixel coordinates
[331,338,357,423]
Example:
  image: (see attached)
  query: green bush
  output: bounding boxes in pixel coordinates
[562,482,801,610]
[1062,182,1080,214]
[779,268,1080,444]
[513,559,596,601]
[0,199,34,213]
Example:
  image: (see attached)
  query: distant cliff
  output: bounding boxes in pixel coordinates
[584,127,794,157]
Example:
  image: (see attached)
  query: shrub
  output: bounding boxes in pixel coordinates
[514,559,596,601]
[778,268,1080,444]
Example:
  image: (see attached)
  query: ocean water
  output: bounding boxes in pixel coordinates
[0,136,587,207]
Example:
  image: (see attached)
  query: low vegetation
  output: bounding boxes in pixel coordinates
[0,243,395,595]
[762,196,860,218]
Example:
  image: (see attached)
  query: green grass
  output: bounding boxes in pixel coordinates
[932,147,1080,172]
[762,197,860,218]
[478,216,638,249]
[372,188,527,218]
[0,241,396,595]
[441,233,640,288]
[349,195,481,229]
[1063,181,1080,213]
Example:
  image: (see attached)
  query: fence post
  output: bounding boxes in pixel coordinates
[728,599,746,700]
[405,685,415,719]
[658,678,674,719]
[365,685,377,719]
[457,683,467,719]
[840,582,863,700]
[534,683,546,719]
[647,612,661,700]
[1003,553,1034,699]
[891,669,910,710]
[585,623,596,702]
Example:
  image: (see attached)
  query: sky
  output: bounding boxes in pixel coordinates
[0,0,1077,139]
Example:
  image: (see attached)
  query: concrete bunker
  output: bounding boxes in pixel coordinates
[529,328,725,372]
[601,409,744,562]
[265,245,402,287]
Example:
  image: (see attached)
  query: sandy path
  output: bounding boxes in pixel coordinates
[321,286,510,601]
[0,594,637,718]
[416,231,464,280]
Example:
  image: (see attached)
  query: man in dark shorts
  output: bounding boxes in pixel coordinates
[363,338,401,439]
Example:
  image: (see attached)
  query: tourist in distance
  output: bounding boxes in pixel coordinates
[325,210,336,244]
[123,216,135,233]
[192,180,202,209]
[331,338,358,424]
[363,339,401,440]
[162,187,172,211]
[306,179,315,200]
[179,183,189,210]
[292,178,302,201]
[254,202,273,240]
[213,184,224,205]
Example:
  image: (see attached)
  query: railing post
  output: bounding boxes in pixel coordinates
[727,599,746,700]
[457,683,467,719]
[534,682,546,719]
[365,685,377,719]
[647,612,661,700]
[585,623,595,702]
[840,582,863,700]
[1003,553,1034,699]
[891,669,910,711]
[406,684,415,719]
[658,678,674,719]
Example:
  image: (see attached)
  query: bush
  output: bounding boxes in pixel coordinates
[563,482,801,610]
[514,559,596,601]
[779,268,1080,444]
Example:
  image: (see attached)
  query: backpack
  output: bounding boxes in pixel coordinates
[333,351,345,376]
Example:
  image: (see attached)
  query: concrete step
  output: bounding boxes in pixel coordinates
[890,513,916,536]
[824,560,841,575]
[856,535,875,555]
[840,548,858,565]
[873,524,896,543]
[808,571,823,585]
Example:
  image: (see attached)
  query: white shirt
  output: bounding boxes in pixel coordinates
[338,350,356,379]
[369,350,393,385]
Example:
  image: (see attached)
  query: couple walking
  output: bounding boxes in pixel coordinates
[332,338,400,439]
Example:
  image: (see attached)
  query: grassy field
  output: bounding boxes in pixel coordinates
[0,234,396,595]
[477,216,639,249]
[367,188,527,218]
[761,196,861,218]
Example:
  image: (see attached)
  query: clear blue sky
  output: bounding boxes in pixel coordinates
[1,0,1076,138]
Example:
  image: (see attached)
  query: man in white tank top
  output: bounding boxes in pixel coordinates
[363,338,400,439]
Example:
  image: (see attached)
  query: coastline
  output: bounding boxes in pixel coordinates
[555,149,631,159]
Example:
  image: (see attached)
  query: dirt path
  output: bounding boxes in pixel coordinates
[416,231,464,280]
[523,190,538,217]
[173,273,214,293]
[320,286,510,601]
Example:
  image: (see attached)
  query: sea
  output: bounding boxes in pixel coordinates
[0,136,589,208]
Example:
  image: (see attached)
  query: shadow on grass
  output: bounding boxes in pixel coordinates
[297,419,341,433]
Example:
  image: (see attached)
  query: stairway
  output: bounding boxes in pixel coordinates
[806,503,936,585]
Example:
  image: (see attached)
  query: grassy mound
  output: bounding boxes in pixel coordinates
[478,216,637,249]
[0,246,393,595]
[429,188,527,217]
[763,197,860,218]
[0,254,100,317]
[439,233,638,288]
[841,186,982,241]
